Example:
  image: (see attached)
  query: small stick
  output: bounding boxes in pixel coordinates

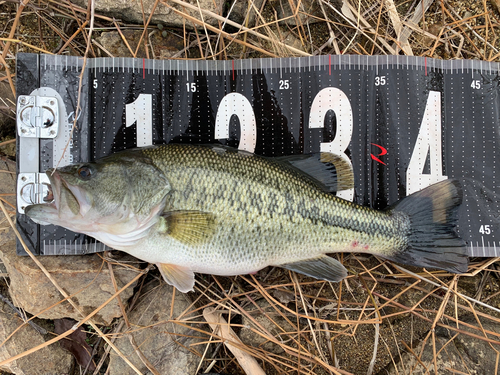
[203,307,266,375]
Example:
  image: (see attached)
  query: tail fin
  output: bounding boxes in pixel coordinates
[386,179,468,273]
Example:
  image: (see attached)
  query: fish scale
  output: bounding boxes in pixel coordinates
[143,145,409,259]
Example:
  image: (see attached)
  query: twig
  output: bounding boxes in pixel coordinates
[0,200,146,374]
[165,0,310,56]
[0,293,47,335]
[107,261,160,375]
[203,307,266,375]
[392,265,500,315]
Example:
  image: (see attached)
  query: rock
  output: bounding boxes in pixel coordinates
[71,0,218,28]
[0,82,16,158]
[0,298,74,374]
[96,29,185,59]
[108,281,202,375]
[1,238,141,325]
[96,30,148,58]
[490,0,500,14]
[227,0,265,28]
[271,0,329,25]
[0,159,140,325]
[384,316,500,375]
[239,298,295,354]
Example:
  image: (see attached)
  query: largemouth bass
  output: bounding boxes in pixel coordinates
[25,144,468,292]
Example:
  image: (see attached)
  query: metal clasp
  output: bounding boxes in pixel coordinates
[17,95,59,138]
[17,173,51,214]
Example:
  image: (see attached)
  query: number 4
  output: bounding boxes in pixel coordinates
[406,91,447,195]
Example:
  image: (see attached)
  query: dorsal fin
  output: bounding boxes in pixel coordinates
[275,153,354,193]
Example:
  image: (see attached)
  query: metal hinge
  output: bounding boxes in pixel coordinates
[17,93,60,214]
[17,173,51,213]
[17,95,59,138]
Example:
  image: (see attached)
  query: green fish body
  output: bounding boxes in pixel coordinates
[25,144,468,292]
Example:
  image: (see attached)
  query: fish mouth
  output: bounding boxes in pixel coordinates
[25,170,84,224]
[44,169,63,211]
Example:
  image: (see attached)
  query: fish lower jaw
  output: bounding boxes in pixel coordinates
[86,229,151,252]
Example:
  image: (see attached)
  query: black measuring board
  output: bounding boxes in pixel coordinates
[16,53,500,257]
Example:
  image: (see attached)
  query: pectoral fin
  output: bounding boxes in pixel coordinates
[161,210,216,246]
[280,255,348,282]
[157,263,195,293]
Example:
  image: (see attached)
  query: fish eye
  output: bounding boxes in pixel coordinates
[77,166,93,180]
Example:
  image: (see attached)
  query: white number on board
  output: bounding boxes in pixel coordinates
[125,94,153,147]
[406,90,447,195]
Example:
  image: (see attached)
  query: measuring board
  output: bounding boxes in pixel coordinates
[16,53,500,257]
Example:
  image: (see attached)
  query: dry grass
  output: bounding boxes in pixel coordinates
[1,0,500,374]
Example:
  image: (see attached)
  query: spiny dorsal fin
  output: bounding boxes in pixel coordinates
[275,153,354,193]
[279,255,348,282]
[161,210,217,246]
[157,263,195,293]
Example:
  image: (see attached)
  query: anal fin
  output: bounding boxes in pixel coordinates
[157,263,195,293]
[279,255,348,282]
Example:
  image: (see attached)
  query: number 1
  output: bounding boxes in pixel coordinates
[125,94,153,147]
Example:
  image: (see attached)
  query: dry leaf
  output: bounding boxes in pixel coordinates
[54,318,96,371]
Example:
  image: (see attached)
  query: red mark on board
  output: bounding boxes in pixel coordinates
[329,55,331,75]
[371,143,387,165]
[143,59,145,79]
[424,57,427,76]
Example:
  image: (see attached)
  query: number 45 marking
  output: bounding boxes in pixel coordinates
[479,225,491,235]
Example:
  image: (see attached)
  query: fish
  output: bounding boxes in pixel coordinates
[25,144,468,293]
